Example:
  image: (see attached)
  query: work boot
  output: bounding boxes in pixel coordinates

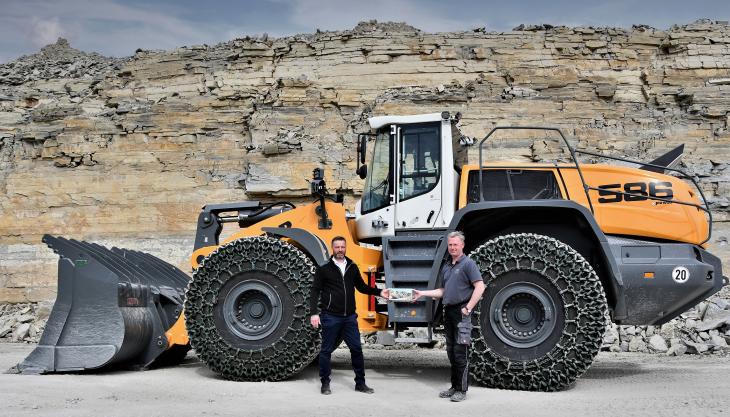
[321,383,331,395]
[355,383,374,394]
[450,391,467,402]
[439,387,457,398]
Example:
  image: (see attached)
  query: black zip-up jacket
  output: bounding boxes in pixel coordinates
[309,256,380,316]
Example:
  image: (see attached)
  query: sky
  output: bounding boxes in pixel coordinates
[0,0,728,63]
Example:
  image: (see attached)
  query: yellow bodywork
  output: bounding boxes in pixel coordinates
[165,312,190,346]
[165,161,708,348]
[166,202,389,348]
[458,163,709,246]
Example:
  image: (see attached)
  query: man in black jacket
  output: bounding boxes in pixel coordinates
[309,236,389,395]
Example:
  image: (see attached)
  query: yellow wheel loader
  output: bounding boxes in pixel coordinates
[20,112,726,391]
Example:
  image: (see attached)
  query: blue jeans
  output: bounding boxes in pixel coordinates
[319,312,365,385]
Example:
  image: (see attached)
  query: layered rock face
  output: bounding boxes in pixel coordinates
[1,20,729,307]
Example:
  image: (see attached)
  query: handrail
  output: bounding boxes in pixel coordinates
[478,126,594,213]
[477,128,712,245]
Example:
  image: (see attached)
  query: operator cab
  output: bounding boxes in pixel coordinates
[354,112,463,243]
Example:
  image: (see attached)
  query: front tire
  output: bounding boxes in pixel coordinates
[469,233,607,391]
[184,236,320,381]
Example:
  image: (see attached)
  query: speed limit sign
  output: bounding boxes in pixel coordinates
[672,266,690,283]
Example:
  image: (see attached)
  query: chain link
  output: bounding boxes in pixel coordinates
[184,236,320,381]
[469,233,607,391]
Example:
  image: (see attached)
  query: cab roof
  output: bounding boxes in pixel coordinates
[367,113,445,130]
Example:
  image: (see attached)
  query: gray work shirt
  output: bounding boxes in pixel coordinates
[440,254,482,306]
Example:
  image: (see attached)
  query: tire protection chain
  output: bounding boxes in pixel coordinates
[468,233,607,391]
[184,236,321,381]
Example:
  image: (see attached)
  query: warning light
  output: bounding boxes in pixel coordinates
[644,272,655,279]
[410,310,417,316]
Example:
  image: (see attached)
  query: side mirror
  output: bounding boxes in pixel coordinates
[358,135,367,164]
[357,164,367,179]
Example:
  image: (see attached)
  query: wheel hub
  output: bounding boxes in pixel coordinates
[248,301,265,318]
[223,279,283,341]
[515,306,532,324]
[490,281,556,348]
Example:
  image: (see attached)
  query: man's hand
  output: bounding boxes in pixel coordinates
[411,288,443,302]
[380,288,390,299]
[461,306,472,316]
[310,315,320,328]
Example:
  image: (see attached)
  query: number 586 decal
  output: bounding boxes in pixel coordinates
[597,181,673,203]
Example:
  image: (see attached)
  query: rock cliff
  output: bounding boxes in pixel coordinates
[1,19,729,303]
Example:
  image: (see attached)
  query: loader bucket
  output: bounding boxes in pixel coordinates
[17,235,190,374]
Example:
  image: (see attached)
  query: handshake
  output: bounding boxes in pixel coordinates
[382,288,423,302]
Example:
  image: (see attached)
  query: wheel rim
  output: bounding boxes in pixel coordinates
[489,281,557,349]
[222,279,283,341]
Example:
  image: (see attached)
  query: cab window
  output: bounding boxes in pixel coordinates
[399,124,440,201]
[361,129,392,213]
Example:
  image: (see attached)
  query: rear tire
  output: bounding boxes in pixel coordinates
[184,236,320,381]
[469,233,607,391]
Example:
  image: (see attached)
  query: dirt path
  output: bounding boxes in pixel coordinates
[1,343,728,417]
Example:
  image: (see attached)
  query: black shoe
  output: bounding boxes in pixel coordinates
[439,387,457,398]
[321,383,331,395]
[450,391,467,402]
[355,384,374,394]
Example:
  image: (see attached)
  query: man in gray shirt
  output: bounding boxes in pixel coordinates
[413,231,485,402]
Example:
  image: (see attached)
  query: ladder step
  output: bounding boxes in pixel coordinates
[383,233,444,325]
[387,236,441,242]
[387,255,434,262]
[394,337,433,344]
[390,277,430,283]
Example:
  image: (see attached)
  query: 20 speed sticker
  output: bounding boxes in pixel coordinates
[672,266,690,283]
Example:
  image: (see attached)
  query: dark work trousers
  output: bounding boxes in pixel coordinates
[319,312,365,385]
[444,304,470,392]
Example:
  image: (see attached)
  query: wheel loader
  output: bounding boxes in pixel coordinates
[19,111,726,391]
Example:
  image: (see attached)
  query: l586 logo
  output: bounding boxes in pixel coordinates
[597,182,673,203]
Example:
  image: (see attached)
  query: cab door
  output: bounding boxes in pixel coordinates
[356,126,396,239]
[394,122,443,230]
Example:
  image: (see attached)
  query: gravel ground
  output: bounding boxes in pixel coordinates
[1,343,729,417]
